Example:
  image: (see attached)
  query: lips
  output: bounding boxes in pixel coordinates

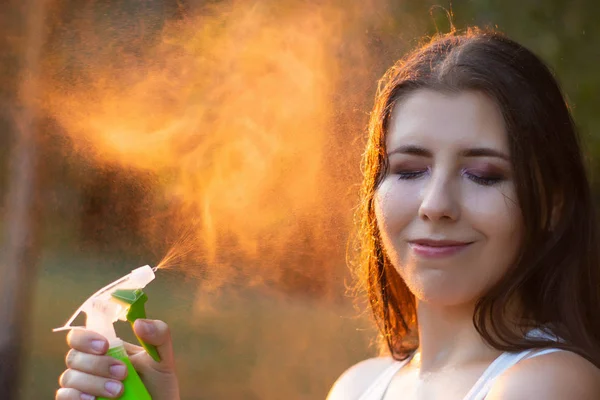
[408,239,473,258]
[409,239,472,247]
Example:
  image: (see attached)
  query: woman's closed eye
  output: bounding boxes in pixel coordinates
[464,173,504,186]
[462,167,506,186]
[396,169,428,180]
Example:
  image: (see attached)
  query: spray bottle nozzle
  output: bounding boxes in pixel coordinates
[112,289,161,362]
[53,265,160,361]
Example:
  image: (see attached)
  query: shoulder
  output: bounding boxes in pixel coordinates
[326,356,397,400]
[486,350,600,400]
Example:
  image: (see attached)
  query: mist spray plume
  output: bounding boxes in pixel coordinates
[40,0,413,304]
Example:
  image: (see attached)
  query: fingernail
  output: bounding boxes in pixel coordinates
[80,394,95,400]
[91,340,106,353]
[109,364,127,379]
[105,381,122,396]
[137,319,155,335]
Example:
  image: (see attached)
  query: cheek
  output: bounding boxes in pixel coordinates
[465,184,523,280]
[465,184,522,239]
[374,178,420,237]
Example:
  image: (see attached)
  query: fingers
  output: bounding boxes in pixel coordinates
[67,329,108,355]
[59,369,123,398]
[60,330,128,399]
[55,388,94,400]
[65,349,128,380]
[133,319,175,371]
[122,341,144,356]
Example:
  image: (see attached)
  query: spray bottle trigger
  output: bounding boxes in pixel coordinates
[111,289,161,362]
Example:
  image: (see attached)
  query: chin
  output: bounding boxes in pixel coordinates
[407,273,484,307]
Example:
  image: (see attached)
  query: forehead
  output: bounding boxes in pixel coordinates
[387,89,508,152]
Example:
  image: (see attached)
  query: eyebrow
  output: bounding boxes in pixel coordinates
[386,145,510,161]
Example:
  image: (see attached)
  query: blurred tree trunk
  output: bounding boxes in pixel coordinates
[0,0,46,398]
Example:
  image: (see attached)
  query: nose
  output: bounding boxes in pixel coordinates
[418,172,460,222]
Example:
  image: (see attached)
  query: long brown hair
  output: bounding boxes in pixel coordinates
[353,27,600,366]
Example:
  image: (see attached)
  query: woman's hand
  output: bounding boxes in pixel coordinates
[56,319,180,400]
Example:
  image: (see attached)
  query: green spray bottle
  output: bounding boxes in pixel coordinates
[54,265,161,399]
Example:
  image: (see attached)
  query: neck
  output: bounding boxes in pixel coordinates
[411,300,501,373]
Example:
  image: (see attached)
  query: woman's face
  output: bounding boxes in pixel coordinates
[374,89,523,307]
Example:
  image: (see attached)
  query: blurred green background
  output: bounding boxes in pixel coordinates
[1,0,599,399]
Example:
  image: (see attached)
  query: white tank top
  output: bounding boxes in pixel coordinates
[358,329,564,400]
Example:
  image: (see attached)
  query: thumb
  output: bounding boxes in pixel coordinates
[133,319,175,371]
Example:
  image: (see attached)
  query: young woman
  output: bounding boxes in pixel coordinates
[56,28,600,400]
[327,28,600,399]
